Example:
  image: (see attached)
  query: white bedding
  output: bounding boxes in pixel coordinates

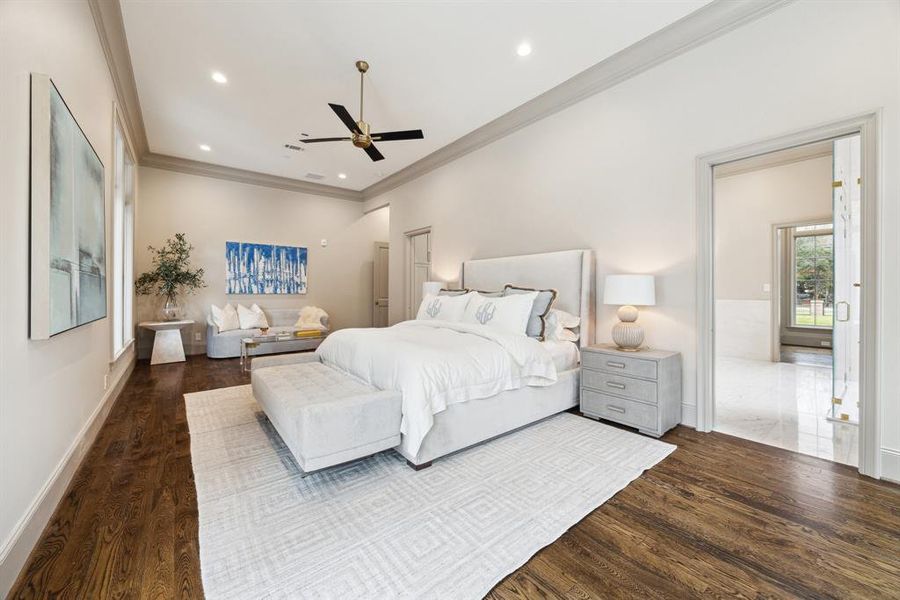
[542,340,580,372]
[315,320,558,454]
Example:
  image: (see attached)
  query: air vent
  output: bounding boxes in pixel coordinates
[304,172,325,181]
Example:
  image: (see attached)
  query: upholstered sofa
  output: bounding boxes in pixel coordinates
[206,307,329,359]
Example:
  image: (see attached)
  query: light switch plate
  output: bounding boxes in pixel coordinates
[762,283,771,293]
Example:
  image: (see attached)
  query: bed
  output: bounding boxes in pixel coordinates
[319,249,594,468]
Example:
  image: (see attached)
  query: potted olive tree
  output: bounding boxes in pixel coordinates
[135,233,206,320]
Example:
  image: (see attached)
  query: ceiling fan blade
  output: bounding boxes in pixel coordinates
[328,103,362,134]
[370,129,424,141]
[364,143,385,162]
[299,137,351,143]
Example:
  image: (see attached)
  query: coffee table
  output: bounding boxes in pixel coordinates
[240,330,327,372]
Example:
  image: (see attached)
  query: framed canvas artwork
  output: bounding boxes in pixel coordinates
[226,241,308,294]
[30,74,107,339]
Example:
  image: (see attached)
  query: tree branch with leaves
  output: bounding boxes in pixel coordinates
[135,233,206,301]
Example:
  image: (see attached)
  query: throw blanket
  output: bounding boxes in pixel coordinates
[316,320,558,455]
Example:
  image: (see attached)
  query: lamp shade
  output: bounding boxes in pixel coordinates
[603,274,656,306]
[422,281,443,297]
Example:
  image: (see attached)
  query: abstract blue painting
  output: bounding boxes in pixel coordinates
[225,242,307,294]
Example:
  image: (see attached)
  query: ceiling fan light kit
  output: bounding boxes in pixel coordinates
[288,60,424,162]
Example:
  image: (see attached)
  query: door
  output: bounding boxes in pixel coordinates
[830,134,861,423]
[407,230,431,318]
[373,242,389,327]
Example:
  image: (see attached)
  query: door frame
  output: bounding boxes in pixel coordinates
[404,226,431,320]
[696,111,882,478]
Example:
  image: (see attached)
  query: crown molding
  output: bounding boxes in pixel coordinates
[88,0,149,157]
[360,0,791,201]
[142,153,364,201]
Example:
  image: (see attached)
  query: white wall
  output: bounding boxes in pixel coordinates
[0,1,136,593]
[135,167,389,354]
[714,156,833,360]
[366,0,900,473]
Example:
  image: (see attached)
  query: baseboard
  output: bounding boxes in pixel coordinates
[881,447,900,483]
[0,355,135,597]
[681,403,697,428]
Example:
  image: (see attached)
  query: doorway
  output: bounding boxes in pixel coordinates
[710,135,862,467]
[405,227,431,319]
[373,242,389,327]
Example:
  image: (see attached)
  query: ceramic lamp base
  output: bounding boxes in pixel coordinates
[611,321,644,351]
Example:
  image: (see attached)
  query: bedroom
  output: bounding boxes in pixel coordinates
[1,0,899,598]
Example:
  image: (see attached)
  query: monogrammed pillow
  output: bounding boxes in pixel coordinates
[415,292,473,322]
[461,291,538,336]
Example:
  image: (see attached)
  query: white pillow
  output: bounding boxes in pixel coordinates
[462,291,537,336]
[237,303,269,330]
[545,308,580,342]
[416,292,472,322]
[210,303,240,333]
[294,306,329,331]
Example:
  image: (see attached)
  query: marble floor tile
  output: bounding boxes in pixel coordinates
[715,356,858,467]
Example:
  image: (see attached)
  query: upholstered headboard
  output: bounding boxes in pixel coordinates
[461,249,595,347]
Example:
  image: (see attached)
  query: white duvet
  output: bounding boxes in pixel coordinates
[315,320,558,455]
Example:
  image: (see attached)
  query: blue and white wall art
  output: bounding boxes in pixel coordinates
[226,242,307,294]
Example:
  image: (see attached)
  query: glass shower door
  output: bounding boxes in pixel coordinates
[830,134,861,424]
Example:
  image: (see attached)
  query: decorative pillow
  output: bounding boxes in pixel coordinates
[475,290,504,298]
[545,308,580,342]
[237,303,269,330]
[294,305,329,331]
[462,291,537,336]
[210,303,240,333]
[503,285,558,340]
[416,292,472,322]
[438,288,470,296]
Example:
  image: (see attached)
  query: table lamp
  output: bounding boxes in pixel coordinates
[603,274,656,351]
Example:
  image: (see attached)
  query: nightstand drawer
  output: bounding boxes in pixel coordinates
[582,352,657,380]
[582,369,657,404]
[581,390,658,431]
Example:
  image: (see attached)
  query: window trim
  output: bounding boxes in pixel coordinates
[789,222,833,331]
[110,102,137,362]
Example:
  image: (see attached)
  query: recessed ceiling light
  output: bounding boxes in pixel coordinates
[211,71,227,84]
[516,42,532,57]
[199,144,211,152]
[337,173,347,180]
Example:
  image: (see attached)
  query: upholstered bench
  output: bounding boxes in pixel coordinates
[250,354,402,473]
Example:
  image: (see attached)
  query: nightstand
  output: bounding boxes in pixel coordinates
[580,344,682,437]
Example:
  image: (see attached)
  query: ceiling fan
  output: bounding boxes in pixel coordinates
[287,60,424,162]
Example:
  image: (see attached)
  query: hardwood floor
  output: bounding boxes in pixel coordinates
[10,355,899,599]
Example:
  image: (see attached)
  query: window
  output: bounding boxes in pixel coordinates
[112,115,135,357]
[792,224,833,328]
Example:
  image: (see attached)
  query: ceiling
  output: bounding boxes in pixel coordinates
[121,0,710,191]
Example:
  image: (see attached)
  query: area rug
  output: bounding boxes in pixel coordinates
[185,384,675,599]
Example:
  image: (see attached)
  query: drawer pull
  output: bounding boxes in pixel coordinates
[606,382,626,390]
[607,405,626,414]
[607,361,626,369]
